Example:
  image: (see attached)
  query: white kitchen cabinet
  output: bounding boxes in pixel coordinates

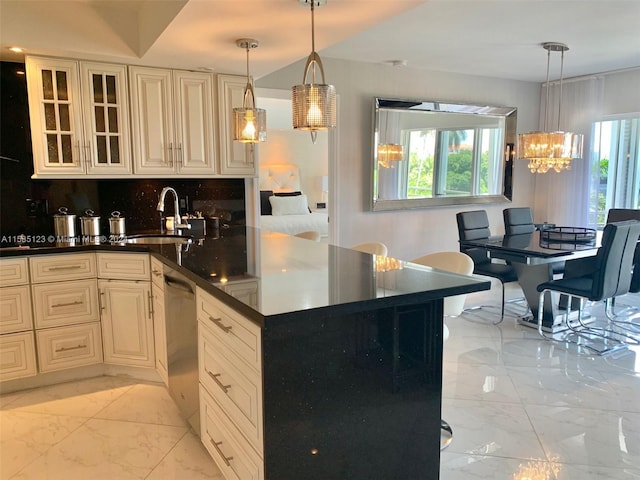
[0,332,37,381]
[97,252,153,368]
[97,252,150,281]
[216,74,257,176]
[0,257,35,380]
[36,322,103,373]
[129,66,217,176]
[26,56,132,177]
[30,253,96,283]
[0,257,30,286]
[200,385,264,480]
[197,286,263,477]
[99,279,155,367]
[221,279,260,310]
[31,279,99,329]
[0,258,32,335]
[0,286,33,334]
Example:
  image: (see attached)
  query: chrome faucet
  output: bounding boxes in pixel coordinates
[156,187,191,233]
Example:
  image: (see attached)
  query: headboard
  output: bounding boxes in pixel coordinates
[259,164,301,192]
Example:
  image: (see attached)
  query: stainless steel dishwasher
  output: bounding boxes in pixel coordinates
[163,265,199,434]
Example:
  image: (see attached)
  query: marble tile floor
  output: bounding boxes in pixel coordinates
[1,281,639,480]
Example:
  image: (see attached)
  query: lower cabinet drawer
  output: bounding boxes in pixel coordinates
[0,285,33,334]
[32,279,98,329]
[0,331,37,381]
[36,323,103,373]
[200,385,263,480]
[199,324,263,452]
[197,287,261,371]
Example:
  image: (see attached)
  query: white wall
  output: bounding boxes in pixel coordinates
[258,58,541,260]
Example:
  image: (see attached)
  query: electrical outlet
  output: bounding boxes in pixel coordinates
[316,202,327,209]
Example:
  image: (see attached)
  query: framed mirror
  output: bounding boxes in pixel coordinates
[371,97,517,211]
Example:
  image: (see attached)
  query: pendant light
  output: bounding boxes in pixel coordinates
[233,38,266,143]
[378,110,404,168]
[517,42,583,173]
[292,0,336,144]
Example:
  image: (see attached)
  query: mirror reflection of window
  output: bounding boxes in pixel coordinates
[400,127,503,199]
[372,98,516,210]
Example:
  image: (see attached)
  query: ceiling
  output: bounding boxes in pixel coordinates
[1,0,639,83]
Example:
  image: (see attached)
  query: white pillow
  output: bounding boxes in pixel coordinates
[269,194,310,215]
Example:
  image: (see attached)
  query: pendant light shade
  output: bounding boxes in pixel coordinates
[233,38,266,143]
[517,42,584,173]
[377,110,404,168]
[378,144,404,168]
[292,0,336,144]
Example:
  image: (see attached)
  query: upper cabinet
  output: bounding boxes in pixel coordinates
[25,56,257,178]
[26,56,132,177]
[217,74,257,176]
[129,66,217,176]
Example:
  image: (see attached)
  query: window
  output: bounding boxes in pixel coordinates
[589,115,640,227]
[402,125,504,199]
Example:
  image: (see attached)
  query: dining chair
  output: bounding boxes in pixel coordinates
[536,220,640,355]
[294,230,321,242]
[503,207,536,235]
[456,210,518,323]
[351,241,388,256]
[410,251,474,450]
[503,207,564,276]
[605,209,640,326]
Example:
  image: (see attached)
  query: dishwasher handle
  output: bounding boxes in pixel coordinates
[164,275,195,296]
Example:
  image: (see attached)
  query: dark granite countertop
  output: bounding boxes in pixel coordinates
[0,226,490,327]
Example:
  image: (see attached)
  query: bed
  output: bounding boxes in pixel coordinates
[259,164,329,238]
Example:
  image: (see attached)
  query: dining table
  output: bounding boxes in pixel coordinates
[460,228,600,332]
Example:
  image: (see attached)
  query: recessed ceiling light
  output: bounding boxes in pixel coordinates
[385,60,408,67]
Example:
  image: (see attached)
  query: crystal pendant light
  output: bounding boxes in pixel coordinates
[292,0,336,144]
[233,38,266,143]
[517,42,584,173]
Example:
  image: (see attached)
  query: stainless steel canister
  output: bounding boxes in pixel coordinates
[80,209,101,241]
[53,207,76,244]
[108,211,126,241]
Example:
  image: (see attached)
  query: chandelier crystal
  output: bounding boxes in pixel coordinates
[517,42,584,173]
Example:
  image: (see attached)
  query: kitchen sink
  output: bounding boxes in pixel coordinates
[123,234,193,245]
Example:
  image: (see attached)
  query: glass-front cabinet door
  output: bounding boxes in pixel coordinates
[26,56,132,177]
[26,57,85,175]
[79,62,131,175]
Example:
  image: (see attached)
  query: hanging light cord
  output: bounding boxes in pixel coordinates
[543,45,566,133]
[310,1,317,84]
[543,47,551,132]
[242,43,256,109]
[557,48,565,132]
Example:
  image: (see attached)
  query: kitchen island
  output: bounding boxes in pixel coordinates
[0,227,490,480]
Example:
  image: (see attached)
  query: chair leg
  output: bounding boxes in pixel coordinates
[537,289,635,355]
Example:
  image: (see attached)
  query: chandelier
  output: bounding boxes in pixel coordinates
[233,38,266,143]
[517,42,583,173]
[292,0,336,144]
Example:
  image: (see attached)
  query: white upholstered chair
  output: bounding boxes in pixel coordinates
[351,242,388,256]
[295,230,321,242]
[411,252,475,318]
[410,251,474,449]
